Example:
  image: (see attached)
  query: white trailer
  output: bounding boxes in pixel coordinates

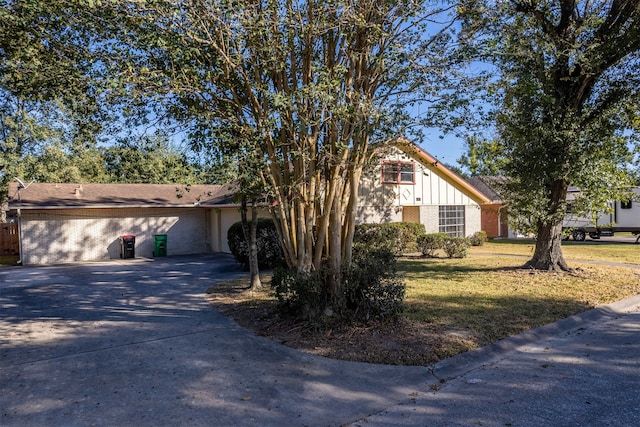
[563,187,640,242]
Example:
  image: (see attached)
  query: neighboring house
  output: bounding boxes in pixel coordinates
[6,140,492,265]
[466,175,511,238]
[357,140,490,236]
[5,182,255,265]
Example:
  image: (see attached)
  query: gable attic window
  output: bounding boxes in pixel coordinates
[621,200,632,209]
[382,161,415,184]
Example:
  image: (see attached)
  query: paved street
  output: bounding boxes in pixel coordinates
[0,255,427,426]
[1,254,639,426]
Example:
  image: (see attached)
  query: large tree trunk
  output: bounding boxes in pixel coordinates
[526,179,571,271]
[526,221,570,271]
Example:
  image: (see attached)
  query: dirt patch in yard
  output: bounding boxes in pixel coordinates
[206,279,477,366]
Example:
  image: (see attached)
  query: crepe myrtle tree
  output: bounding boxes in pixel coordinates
[102,0,460,305]
[460,0,640,271]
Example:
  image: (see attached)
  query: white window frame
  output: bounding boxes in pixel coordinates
[439,205,465,237]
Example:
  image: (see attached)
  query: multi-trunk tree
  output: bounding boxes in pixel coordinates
[103,0,458,302]
[461,0,640,271]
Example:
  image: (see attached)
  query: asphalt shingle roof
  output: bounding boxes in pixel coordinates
[466,176,506,203]
[7,182,237,209]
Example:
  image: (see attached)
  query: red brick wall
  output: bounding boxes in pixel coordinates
[481,203,508,238]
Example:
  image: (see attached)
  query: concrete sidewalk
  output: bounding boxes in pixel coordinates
[352,294,640,426]
[2,254,640,426]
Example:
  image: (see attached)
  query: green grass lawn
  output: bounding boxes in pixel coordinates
[475,238,640,264]
[400,240,640,356]
[209,239,640,365]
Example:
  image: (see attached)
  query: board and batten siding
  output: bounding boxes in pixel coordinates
[359,148,476,207]
[356,147,482,235]
[18,207,210,265]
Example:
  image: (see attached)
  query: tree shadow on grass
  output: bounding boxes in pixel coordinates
[399,258,531,282]
[404,293,593,349]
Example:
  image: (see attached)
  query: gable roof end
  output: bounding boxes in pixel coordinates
[393,138,491,205]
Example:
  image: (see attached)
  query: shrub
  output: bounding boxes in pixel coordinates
[469,230,487,246]
[354,222,425,255]
[344,247,405,320]
[417,233,447,257]
[271,247,406,322]
[443,237,471,258]
[271,267,328,319]
[227,218,284,270]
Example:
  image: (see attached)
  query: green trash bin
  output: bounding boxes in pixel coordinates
[153,234,167,257]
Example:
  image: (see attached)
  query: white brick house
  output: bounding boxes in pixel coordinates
[6,183,250,265]
[6,140,489,265]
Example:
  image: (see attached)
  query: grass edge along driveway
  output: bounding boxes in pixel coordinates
[399,240,640,360]
[209,239,640,366]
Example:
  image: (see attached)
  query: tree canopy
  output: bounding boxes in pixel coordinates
[0,1,109,204]
[93,0,459,305]
[457,135,506,177]
[460,0,640,270]
[103,133,201,184]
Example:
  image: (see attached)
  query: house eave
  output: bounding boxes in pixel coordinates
[393,138,492,205]
[8,202,247,211]
[9,204,213,210]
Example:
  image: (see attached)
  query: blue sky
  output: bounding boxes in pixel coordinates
[416,133,467,167]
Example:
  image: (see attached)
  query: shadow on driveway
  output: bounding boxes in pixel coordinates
[1,254,428,427]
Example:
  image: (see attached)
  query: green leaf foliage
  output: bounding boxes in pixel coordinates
[103,133,200,184]
[354,222,426,255]
[227,219,284,270]
[90,0,460,306]
[459,0,640,270]
[457,135,507,177]
[443,236,471,258]
[417,232,448,257]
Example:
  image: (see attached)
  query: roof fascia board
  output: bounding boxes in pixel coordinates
[8,204,211,210]
[393,138,491,204]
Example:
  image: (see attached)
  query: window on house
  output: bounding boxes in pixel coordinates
[382,161,415,184]
[439,205,465,237]
[621,200,632,209]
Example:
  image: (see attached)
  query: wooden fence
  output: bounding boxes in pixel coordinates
[1,222,19,255]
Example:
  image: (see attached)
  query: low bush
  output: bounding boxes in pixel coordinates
[443,237,471,258]
[469,230,487,246]
[227,218,284,270]
[354,222,425,255]
[417,233,447,257]
[344,247,406,320]
[271,247,406,322]
[271,266,329,319]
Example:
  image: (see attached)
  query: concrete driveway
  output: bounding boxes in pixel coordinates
[2,254,640,426]
[0,254,427,427]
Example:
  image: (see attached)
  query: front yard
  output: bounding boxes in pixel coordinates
[207,239,640,366]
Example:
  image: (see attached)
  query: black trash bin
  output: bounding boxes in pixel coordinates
[120,235,135,259]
